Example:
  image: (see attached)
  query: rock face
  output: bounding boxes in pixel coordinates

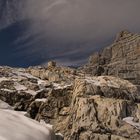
[65,77,140,140]
[0,60,140,139]
[83,30,140,87]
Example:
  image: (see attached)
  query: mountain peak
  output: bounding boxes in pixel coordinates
[115,30,134,42]
[83,31,140,88]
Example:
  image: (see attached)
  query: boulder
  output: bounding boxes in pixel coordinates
[48,61,57,68]
[73,76,139,101]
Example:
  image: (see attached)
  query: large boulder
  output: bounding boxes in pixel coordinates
[73,76,139,101]
[63,76,140,140]
[47,61,57,68]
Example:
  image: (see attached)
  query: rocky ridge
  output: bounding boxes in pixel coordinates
[0,60,140,140]
[83,30,140,88]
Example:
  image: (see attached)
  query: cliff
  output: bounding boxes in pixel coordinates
[83,30,140,88]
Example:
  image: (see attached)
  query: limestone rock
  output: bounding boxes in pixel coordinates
[48,61,57,68]
[27,83,72,122]
[63,77,140,140]
[83,31,140,86]
[73,76,139,101]
[111,135,129,140]
[0,63,140,140]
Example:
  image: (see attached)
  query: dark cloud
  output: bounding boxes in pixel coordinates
[0,0,140,67]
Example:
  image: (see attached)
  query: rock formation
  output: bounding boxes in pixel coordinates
[0,61,140,140]
[83,30,140,88]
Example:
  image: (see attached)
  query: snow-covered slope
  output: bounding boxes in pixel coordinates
[0,109,56,140]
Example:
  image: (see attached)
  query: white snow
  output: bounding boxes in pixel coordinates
[85,76,135,88]
[12,70,49,89]
[0,100,13,110]
[53,83,63,89]
[85,77,101,86]
[37,79,49,89]
[17,111,27,116]
[53,83,72,90]
[0,77,9,83]
[0,109,56,140]
[0,89,14,93]
[35,98,47,102]
[14,83,27,91]
[40,120,53,129]
[123,117,140,129]
[12,70,37,79]
[38,80,46,85]
[25,90,37,95]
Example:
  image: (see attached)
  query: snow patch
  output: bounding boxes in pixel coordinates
[0,110,56,140]
[0,89,14,93]
[0,100,13,110]
[85,76,135,88]
[40,120,53,129]
[0,77,9,83]
[14,83,27,91]
[53,83,72,89]
[123,117,140,129]
[25,90,37,95]
[12,70,37,79]
[38,80,46,85]
[35,98,46,102]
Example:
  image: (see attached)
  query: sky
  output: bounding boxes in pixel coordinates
[0,0,140,67]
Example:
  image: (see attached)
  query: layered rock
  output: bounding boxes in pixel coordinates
[26,75,140,140]
[0,62,140,140]
[83,30,140,87]
[65,77,140,140]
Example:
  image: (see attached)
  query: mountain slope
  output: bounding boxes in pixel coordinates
[0,62,140,140]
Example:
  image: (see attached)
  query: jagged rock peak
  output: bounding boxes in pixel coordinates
[115,30,135,42]
[47,61,57,68]
[82,30,140,87]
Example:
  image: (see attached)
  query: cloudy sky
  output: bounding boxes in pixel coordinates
[0,0,140,67]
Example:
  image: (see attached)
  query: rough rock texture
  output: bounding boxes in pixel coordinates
[0,61,140,140]
[64,77,140,140]
[83,30,140,87]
